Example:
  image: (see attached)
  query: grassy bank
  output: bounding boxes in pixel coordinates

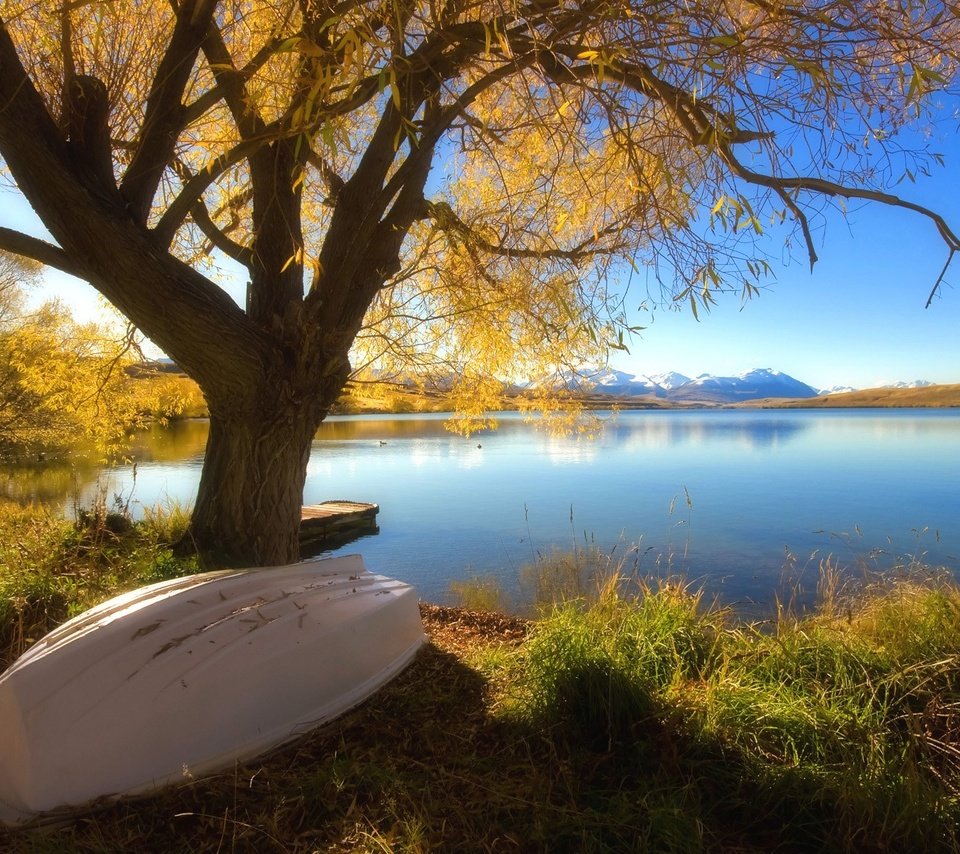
[0,502,198,670]
[1,509,959,851]
[332,380,960,415]
[740,382,960,409]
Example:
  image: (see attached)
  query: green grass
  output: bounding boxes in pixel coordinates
[447,573,510,613]
[1,526,959,851]
[0,500,199,669]
[504,567,960,850]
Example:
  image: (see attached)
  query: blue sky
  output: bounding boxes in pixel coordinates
[614,126,960,390]
[616,169,960,390]
[2,123,959,392]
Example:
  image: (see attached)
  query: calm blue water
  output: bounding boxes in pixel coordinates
[56,409,960,611]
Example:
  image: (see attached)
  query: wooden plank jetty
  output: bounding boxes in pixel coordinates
[299,501,379,552]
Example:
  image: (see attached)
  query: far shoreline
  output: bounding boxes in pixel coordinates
[332,381,960,416]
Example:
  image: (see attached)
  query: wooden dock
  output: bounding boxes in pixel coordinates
[299,501,379,552]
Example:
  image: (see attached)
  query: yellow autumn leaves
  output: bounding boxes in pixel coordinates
[0,254,199,459]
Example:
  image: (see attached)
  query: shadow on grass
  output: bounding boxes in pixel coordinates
[0,643,493,851]
[2,628,957,853]
[0,640,706,852]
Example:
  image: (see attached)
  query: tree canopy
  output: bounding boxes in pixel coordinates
[0,0,957,564]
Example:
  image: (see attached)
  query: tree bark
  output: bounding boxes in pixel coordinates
[189,356,346,566]
[190,411,315,566]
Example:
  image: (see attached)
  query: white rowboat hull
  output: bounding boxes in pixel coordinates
[0,554,425,824]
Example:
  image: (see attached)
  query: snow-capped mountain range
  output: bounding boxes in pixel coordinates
[154,357,935,403]
[573,368,936,404]
[577,368,819,403]
[883,380,935,390]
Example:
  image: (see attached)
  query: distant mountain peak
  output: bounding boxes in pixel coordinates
[672,370,818,402]
[884,379,933,389]
[646,371,691,390]
[564,366,819,403]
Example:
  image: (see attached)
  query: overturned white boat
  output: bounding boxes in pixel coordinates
[0,554,425,825]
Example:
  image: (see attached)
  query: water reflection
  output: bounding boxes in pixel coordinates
[318,414,461,442]
[0,462,93,505]
[1,410,957,613]
[606,414,809,450]
[125,419,209,463]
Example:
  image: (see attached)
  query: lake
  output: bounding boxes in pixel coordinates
[4,409,958,613]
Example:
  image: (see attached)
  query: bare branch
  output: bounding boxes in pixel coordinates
[718,143,960,264]
[926,250,956,309]
[152,132,279,247]
[188,201,254,266]
[423,201,624,262]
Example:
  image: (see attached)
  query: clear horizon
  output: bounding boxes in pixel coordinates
[580,366,933,393]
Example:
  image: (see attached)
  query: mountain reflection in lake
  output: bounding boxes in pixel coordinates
[3,410,958,613]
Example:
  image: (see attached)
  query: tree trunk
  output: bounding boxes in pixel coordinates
[187,358,344,566]
[188,410,315,566]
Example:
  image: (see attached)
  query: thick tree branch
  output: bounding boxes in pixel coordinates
[120,0,218,224]
[182,34,287,127]
[0,23,72,167]
[345,100,444,318]
[310,15,533,313]
[198,15,270,141]
[62,74,120,204]
[197,15,316,330]
[0,21,266,395]
[164,155,254,266]
[0,227,82,278]
[380,61,523,209]
[247,137,308,330]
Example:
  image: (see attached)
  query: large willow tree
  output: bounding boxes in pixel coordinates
[0,1,957,564]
